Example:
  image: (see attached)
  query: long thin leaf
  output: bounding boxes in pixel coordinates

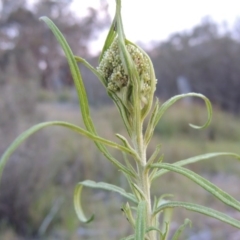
[115,0,142,138]
[40,17,92,132]
[122,202,135,227]
[74,180,137,223]
[108,91,132,136]
[0,121,135,179]
[40,17,131,176]
[146,144,162,168]
[132,183,146,200]
[145,93,212,145]
[154,201,240,229]
[122,152,137,179]
[151,163,240,212]
[74,184,94,223]
[125,40,157,120]
[144,99,160,145]
[146,226,162,234]
[120,235,135,240]
[135,201,147,240]
[161,221,170,240]
[171,219,191,240]
[116,134,136,157]
[161,207,172,240]
[74,56,106,87]
[152,152,240,181]
[155,93,212,129]
[99,11,117,63]
[81,180,137,202]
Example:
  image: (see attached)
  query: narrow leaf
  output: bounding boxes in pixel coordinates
[74,180,138,223]
[132,183,146,200]
[146,226,162,234]
[161,221,170,240]
[115,0,142,135]
[108,91,132,136]
[144,99,160,145]
[74,55,106,87]
[40,17,129,176]
[120,235,135,240]
[154,93,212,129]
[161,207,172,240]
[149,155,164,182]
[116,134,136,156]
[122,152,137,178]
[0,121,134,179]
[151,163,240,212]
[145,93,212,145]
[122,202,135,227]
[154,201,240,229]
[152,152,240,180]
[125,40,157,120]
[78,180,137,203]
[99,13,117,62]
[171,219,191,240]
[40,17,93,132]
[74,184,94,223]
[135,201,147,240]
[146,144,162,168]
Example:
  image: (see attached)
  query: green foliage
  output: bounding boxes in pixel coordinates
[171,219,191,240]
[0,0,240,239]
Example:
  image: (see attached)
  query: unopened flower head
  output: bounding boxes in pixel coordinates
[98,38,156,106]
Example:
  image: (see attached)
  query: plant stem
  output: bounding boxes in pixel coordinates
[133,123,157,240]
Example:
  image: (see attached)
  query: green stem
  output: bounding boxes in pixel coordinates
[133,122,157,240]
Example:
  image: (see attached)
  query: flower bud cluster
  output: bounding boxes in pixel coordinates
[98,38,155,104]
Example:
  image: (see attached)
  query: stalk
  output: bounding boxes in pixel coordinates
[133,122,157,240]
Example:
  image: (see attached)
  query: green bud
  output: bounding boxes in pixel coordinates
[98,38,157,108]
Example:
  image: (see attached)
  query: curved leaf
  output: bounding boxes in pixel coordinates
[82,180,137,203]
[40,17,130,176]
[146,226,162,234]
[0,121,136,179]
[145,93,212,145]
[74,180,138,223]
[152,152,240,180]
[151,163,240,212]
[154,201,240,229]
[155,93,212,129]
[74,184,94,223]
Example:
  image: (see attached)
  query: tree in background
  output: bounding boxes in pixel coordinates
[0,0,110,88]
[0,0,110,236]
[151,18,240,113]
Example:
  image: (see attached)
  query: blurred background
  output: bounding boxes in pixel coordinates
[0,0,240,239]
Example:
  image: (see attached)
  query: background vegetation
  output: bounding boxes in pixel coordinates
[0,0,240,239]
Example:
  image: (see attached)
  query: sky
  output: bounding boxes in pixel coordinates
[71,0,240,53]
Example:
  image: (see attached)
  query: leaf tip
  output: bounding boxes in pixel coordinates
[39,16,46,21]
